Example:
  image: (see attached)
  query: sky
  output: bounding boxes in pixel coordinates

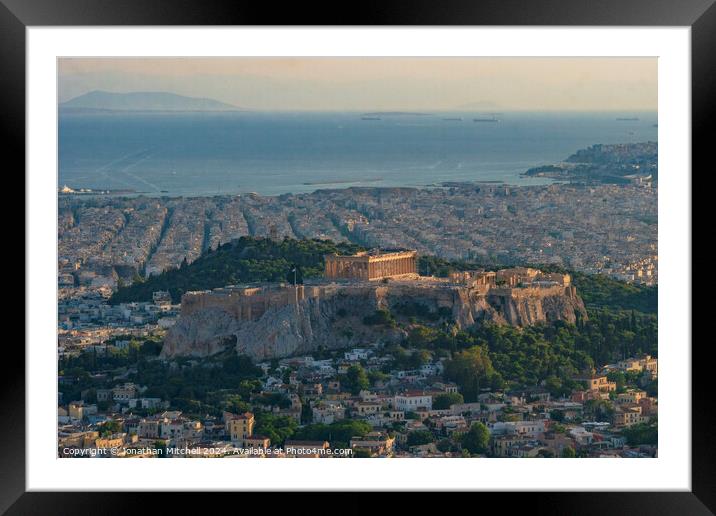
[58,57,657,112]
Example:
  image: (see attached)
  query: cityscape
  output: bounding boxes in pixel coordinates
[57,57,658,459]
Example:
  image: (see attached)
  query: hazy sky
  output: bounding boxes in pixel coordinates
[58,57,657,111]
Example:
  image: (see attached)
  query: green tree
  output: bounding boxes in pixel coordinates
[444,346,496,402]
[222,353,262,377]
[110,237,363,305]
[367,370,389,386]
[644,378,658,397]
[607,371,628,392]
[98,420,122,436]
[362,309,395,327]
[436,439,454,453]
[406,325,440,346]
[461,422,490,455]
[292,420,372,447]
[550,409,565,422]
[433,392,464,410]
[407,430,435,447]
[621,420,658,446]
[254,413,298,446]
[342,365,370,395]
[583,399,615,423]
[561,446,576,458]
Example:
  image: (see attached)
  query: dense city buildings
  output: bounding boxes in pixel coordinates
[57,181,657,459]
[58,182,657,290]
[58,337,658,458]
[52,54,662,467]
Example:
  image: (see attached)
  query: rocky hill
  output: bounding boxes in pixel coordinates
[161,280,587,361]
[110,237,363,305]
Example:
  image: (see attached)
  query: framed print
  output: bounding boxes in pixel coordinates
[5,0,712,512]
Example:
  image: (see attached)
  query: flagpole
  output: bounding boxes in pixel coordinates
[293,267,298,304]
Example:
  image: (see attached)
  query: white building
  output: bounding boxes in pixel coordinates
[312,403,346,424]
[344,349,372,361]
[394,392,433,412]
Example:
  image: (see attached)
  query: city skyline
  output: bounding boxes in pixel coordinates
[56,57,659,461]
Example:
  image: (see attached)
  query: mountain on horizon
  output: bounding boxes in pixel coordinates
[60,90,240,112]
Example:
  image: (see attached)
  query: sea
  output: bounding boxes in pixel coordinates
[58,111,658,197]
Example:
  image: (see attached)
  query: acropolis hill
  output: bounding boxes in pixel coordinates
[162,250,587,360]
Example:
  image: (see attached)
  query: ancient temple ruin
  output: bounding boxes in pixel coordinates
[324,249,418,281]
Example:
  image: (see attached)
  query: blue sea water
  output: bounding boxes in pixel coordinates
[58,111,658,196]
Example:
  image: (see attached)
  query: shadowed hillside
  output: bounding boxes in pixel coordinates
[109,237,363,304]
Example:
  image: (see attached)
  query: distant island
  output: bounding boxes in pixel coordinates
[59,90,241,112]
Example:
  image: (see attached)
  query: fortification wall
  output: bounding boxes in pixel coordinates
[181,285,314,321]
[490,285,569,299]
[180,281,573,322]
[163,275,587,360]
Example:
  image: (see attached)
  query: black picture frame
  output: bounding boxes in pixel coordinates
[5,0,711,513]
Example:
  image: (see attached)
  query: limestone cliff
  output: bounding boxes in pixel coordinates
[161,281,587,360]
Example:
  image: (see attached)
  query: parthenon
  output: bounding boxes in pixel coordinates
[324,249,418,281]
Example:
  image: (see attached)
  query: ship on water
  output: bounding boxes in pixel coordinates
[443,117,463,121]
[473,116,499,122]
[616,117,640,121]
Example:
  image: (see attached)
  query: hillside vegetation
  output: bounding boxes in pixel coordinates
[70,238,658,420]
[109,237,362,305]
[113,236,656,316]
